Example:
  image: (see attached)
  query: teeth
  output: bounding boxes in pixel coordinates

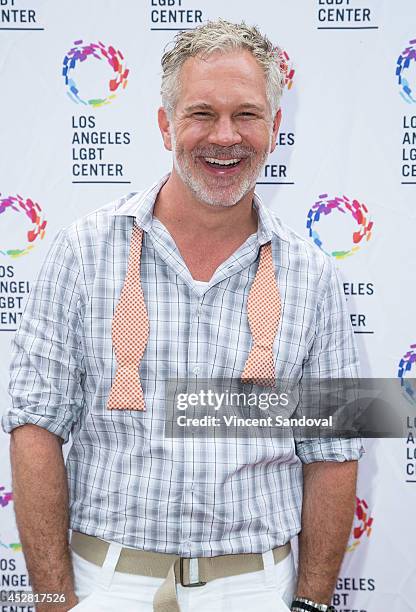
[204,157,241,166]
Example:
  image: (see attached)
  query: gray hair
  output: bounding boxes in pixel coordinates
[161,19,286,119]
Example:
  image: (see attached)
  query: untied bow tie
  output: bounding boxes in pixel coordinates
[107,222,281,411]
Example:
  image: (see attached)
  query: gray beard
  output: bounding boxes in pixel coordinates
[170,128,271,208]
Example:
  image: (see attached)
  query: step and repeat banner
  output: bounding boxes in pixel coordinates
[0,1,415,610]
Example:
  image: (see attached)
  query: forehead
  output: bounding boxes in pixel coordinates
[177,49,268,108]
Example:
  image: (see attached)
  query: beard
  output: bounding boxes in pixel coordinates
[170,127,271,208]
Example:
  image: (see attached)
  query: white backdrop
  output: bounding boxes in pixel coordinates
[1,1,415,610]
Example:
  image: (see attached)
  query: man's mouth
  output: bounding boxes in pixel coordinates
[197,156,248,176]
[203,157,243,169]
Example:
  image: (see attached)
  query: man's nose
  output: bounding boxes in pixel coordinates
[207,116,242,147]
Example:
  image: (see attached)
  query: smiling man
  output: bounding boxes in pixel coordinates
[3,20,362,612]
[160,50,276,208]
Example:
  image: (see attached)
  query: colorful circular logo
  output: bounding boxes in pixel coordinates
[62,40,129,107]
[306,194,373,260]
[398,344,416,405]
[0,486,12,509]
[274,47,295,90]
[396,39,416,103]
[346,496,374,553]
[0,486,21,552]
[0,195,47,258]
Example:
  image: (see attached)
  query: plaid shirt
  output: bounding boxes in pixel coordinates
[2,174,363,556]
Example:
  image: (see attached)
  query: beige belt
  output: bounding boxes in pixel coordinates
[71,531,290,612]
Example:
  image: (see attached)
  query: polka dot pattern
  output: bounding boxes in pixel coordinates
[241,242,281,388]
[107,230,280,408]
[107,223,149,411]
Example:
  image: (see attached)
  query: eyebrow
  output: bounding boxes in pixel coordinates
[236,103,266,112]
[183,103,214,113]
[183,102,266,113]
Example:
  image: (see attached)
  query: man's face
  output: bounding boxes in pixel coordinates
[159,50,281,208]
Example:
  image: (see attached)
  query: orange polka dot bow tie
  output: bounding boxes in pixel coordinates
[107,223,281,411]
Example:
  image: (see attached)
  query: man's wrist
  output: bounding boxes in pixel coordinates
[291,596,336,612]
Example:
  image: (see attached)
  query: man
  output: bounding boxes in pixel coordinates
[3,19,362,612]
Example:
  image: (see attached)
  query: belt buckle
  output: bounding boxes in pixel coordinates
[179,557,207,587]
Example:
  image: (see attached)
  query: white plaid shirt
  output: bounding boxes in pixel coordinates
[3,175,363,556]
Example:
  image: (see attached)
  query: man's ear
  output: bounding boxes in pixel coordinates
[269,108,282,153]
[158,107,173,151]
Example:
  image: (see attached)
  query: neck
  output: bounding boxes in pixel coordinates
[153,169,258,241]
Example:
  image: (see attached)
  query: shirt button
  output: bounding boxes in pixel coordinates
[194,304,202,320]
[193,366,199,375]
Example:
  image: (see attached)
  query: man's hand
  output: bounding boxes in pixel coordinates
[10,424,78,612]
[295,460,358,605]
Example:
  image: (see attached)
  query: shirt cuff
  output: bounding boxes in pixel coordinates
[295,437,365,464]
[2,408,75,443]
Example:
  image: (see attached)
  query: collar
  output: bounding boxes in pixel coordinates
[110,173,289,245]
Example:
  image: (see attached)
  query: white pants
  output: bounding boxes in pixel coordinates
[71,541,296,612]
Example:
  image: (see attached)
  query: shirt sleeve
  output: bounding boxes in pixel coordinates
[1,228,85,444]
[294,257,365,464]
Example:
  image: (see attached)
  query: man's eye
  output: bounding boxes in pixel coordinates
[238,112,257,118]
[193,112,212,118]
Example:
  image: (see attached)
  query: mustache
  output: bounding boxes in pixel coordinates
[191,145,257,159]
